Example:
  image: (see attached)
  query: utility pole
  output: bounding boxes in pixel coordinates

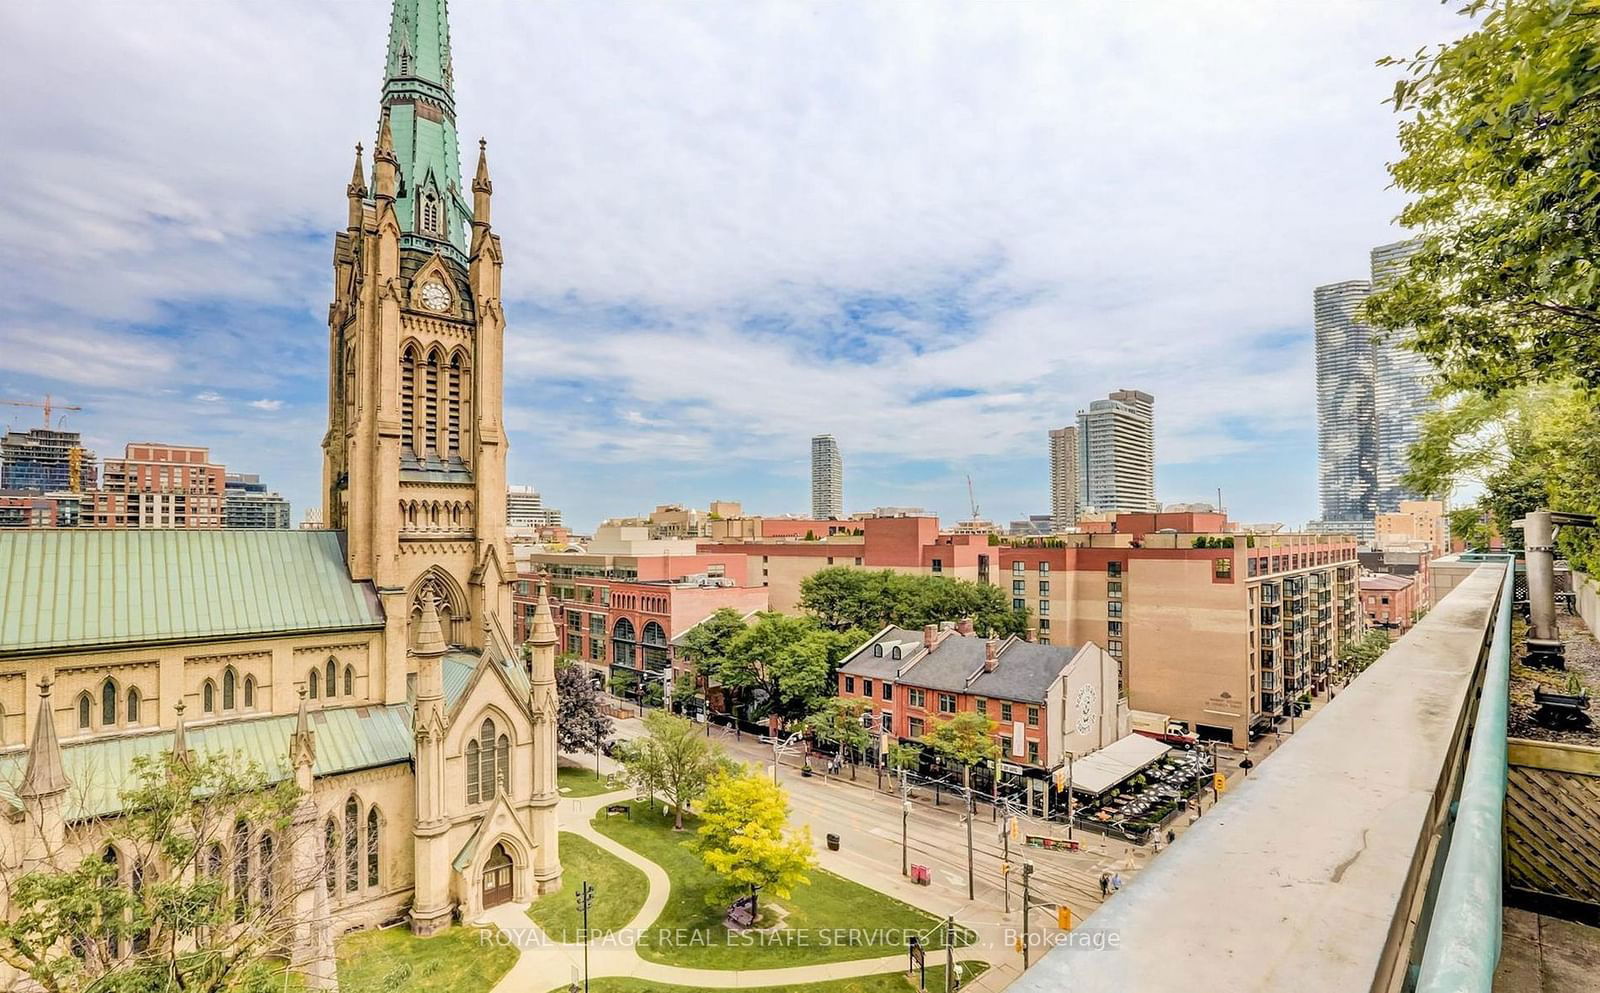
[1001,815,1011,913]
[1065,754,1075,842]
[595,722,603,781]
[1021,861,1034,970]
[964,764,975,901]
[901,770,912,877]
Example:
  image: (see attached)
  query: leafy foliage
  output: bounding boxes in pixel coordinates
[798,567,1029,636]
[1339,629,1393,678]
[1404,382,1600,568]
[556,659,614,754]
[803,697,873,774]
[705,612,866,730]
[0,751,303,993]
[921,712,1001,769]
[695,766,814,912]
[616,712,731,830]
[1369,0,1600,393]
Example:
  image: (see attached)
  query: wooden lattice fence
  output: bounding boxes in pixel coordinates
[1504,738,1600,915]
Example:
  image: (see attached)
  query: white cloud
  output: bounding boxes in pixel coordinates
[0,1,1472,524]
[249,398,285,411]
[194,391,224,405]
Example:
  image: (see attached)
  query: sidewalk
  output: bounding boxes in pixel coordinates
[485,784,1009,992]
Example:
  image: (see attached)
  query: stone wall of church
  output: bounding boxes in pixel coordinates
[0,628,385,750]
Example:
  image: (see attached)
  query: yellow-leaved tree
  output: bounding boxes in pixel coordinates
[695,764,815,921]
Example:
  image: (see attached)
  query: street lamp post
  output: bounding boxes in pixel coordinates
[575,881,594,993]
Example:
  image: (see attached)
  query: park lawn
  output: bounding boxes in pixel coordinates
[527,832,649,940]
[546,963,987,993]
[558,764,624,797]
[337,924,515,993]
[591,804,963,969]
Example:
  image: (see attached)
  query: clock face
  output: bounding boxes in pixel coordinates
[1076,685,1098,735]
[420,280,451,312]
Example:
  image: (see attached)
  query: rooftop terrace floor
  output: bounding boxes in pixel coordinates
[1494,909,1600,993]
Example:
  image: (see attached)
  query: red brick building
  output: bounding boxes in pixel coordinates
[89,443,225,529]
[511,568,768,704]
[1360,573,1420,634]
[835,623,1125,813]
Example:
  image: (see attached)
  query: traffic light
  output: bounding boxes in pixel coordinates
[1057,905,1072,930]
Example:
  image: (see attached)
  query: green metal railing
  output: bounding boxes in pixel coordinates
[1414,555,1516,993]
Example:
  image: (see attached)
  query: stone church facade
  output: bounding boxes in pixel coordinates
[0,0,559,983]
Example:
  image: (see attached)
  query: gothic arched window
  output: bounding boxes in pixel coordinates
[222,668,236,711]
[423,349,441,459]
[324,818,338,895]
[467,717,508,804]
[366,807,381,887]
[326,658,337,697]
[243,675,255,710]
[447,353,463,460]
[309,669,320,700]
[203,680,216,714]
[344,665,355,697]
[231,820,250,919]
[258,834,275,908]
[101,678,117,726]
[421,191,441,235]
[400,345,418,458]
[77,693,91,730]
[126,688,140,725]
[343,798,359,892]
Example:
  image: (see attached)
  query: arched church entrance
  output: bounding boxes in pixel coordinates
[482,842,514,908]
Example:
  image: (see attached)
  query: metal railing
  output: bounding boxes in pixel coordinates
[1414,554,1515,993]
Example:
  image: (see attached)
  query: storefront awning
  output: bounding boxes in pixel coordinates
[1067,734,1172,796]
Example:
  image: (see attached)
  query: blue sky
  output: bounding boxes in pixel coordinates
[0,1,1468,531]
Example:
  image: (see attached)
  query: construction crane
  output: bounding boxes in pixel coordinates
[1,393,81,429]
[966,473,981,520]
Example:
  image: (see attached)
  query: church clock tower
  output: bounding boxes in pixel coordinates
[323,0,510,704]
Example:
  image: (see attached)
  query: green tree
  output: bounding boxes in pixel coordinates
[625,712,729,830]
[714,613,863,733]
[0,751,304,993]
[922,712,1002,778]
[1340,629,1393,679]
[696,765,815,919]
[1369,0,1600,394]
[1404,382,1600,569]
[797,567,1029,637]
[675,607,753,722]
[803,697,873,780]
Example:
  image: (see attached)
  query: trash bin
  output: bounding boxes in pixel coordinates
[826,833,840,851]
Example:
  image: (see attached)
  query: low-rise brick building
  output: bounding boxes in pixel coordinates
[836,623,1125,814]
[1360,573,1420,634]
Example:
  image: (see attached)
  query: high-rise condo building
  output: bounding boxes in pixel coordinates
[0,426,98,492]
[811,434,843,519]
[507,484,563,532]
[1048,426,1079,530]
[89,443,225,529]
[1077,390,1156,514]
[1314,237,1433,528]
[1370,238,1431,511]
[1315,279,1378,524]
[223,473,292,529]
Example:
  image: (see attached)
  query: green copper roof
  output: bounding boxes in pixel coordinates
[379,0,470,256]
[0,530,384,657]
[0,703,415,821]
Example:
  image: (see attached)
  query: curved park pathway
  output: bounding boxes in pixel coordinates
[479,782,1016,993]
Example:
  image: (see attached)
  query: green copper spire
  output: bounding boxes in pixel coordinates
[378,0,469,259]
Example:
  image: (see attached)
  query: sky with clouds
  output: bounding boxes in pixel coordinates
[0,1,1470,531]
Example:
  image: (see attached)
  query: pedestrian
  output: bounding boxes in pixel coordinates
[1166,829,1176,845]
[1111,871,1123,893]
[1099,873,1109,898]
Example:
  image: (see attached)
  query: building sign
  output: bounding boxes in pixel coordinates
[1203,690,1242,717]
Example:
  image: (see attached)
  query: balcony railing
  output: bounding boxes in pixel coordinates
[1011,559,1513,993]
